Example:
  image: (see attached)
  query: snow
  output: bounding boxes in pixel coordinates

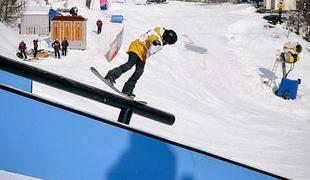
[67,0,87,9]
[23,5,49,15]
[0,170,42,180]
[1,0,310,180]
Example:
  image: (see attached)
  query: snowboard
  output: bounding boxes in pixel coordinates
[90,67,147,104]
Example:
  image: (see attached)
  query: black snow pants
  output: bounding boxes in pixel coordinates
[108,52,145,93]
[20,50,27,59]
[54,49,60,58]
[97,27,102,34]
[62,48,67,56]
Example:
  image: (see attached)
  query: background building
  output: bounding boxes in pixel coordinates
[264,0,296,10]
[20,6,49,36]
[50,16,87,50]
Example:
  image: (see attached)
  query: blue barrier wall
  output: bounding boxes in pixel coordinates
[0,70,279,180]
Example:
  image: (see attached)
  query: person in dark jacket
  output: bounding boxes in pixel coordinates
[255,0,260,8]
[19,41,27,59]
[69,6,78,16]
[96,19,103,34]
[52,39,61,59]
[33,39,38,58]
[61,37,69,56]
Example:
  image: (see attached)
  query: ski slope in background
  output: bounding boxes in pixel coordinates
[1,0,310,179]
[0,170,41,180]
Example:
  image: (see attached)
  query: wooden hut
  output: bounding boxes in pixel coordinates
[50,16,87,50]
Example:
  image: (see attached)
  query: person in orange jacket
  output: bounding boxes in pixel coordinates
[104,27,178,97]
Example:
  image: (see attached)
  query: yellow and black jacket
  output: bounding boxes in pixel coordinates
[127,27,166,62]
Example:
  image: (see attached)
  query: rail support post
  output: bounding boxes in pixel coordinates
[118,108,133,124]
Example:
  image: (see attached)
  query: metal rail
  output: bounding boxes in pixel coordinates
[0,55,175,125]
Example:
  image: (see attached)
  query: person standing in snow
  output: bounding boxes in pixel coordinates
[52,39,61,59]
[61,37,69,56]
[33,39,38,58]
[104,27,178,97]
[19,41,27,59]
[69,6,78,16]
[277,0,284,22]
[254,0,259,8]
[96,19,103,34]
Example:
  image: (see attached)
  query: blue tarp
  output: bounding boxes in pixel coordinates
[49,9,58,20]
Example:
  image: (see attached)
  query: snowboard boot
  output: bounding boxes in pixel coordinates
[122,79,136,98]
[122,89,136,98]
[104,71,116,85]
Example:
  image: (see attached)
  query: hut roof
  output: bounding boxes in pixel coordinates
[51,16,87,21]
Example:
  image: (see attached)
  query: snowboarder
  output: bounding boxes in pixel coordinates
[52,39,61,59]
[33,39,38,58]
[96,19,103,34]
[18,41,27,59]
[104,27,178,97]
[61,37,69,56]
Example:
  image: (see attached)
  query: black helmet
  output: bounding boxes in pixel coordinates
[295,44,302,53]
[163,29,177,45]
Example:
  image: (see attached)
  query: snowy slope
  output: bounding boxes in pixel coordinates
[0,170,42,180]
[1,1,310,179]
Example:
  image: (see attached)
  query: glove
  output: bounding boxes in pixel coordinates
[152,40,161,46]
